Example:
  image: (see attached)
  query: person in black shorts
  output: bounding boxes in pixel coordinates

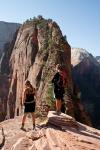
[20,80,37,130]
[52,64,65,115]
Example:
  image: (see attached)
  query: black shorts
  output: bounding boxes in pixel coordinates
[54,88,65,100]
[24,102,36,113]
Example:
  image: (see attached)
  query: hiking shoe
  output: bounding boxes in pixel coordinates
[20,126,26,131]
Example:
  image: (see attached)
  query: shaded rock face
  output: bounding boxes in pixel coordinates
[71,48,100,129]
[0,30,19,121]
[0,21,20,120]
[0,29,19,74]
[0,112,100,150]
[96,56,100,64]
[0,75,9,121]
[0,21,20,57]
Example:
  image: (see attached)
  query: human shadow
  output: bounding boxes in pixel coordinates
[36,121,100,141]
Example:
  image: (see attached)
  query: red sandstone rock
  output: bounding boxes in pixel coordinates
[0,112,100,150]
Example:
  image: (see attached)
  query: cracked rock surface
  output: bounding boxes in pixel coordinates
[0,111,100,150]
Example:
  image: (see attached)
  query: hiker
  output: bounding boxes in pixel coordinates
[52,64,67,115]
[20,80,37,130]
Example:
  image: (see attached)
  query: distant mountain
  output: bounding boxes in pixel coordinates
[0,21,20,56]
[96,56,100,64]
[71,48,100,129]
[71,48,99,66]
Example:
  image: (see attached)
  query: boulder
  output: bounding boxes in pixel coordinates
[47,111,78,129]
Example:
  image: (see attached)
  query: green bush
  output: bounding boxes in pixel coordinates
[45,83,55,109]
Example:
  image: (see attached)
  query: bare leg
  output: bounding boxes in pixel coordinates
[21,113,27,128]
[56,99,62,113]
[31,113,35,129]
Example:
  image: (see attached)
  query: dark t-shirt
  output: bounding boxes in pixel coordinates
[52,72,65,99]
[52,72,64,89]
[25,93,34,103]
[25,88,35,103]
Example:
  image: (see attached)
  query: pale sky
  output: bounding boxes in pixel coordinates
[0,0,100,56]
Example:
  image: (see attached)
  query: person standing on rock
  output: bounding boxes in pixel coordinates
[20,80,37,130]
[52,64,66,115]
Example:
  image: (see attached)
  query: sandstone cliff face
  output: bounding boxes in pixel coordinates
[0,22,20,121]
[4,17,73,119]
[0,75,9,121]
[71,48,100,129]
[0,30,19,121]
[0,17,91,126]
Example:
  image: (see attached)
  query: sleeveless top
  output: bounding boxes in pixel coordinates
[52,72,63,89]
[25,93,35,104]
